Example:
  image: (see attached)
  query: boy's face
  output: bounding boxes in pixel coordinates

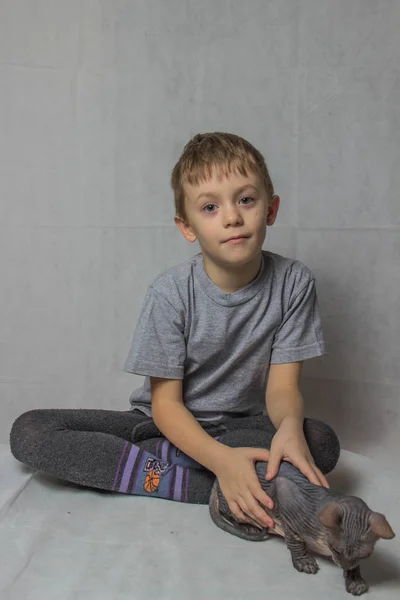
[174,166,279,269]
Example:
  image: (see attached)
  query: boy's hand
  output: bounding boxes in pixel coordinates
[213,447,275,529]
[265,417,330,488]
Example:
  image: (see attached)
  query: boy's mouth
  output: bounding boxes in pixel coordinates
[222,235,251,244]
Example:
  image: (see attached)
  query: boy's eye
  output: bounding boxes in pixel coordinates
[202,197,254,213]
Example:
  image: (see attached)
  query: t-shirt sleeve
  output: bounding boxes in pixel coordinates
[123,285,186,379]
[270,274,325,364]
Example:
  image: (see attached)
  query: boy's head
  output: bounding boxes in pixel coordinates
[171,132,280,270]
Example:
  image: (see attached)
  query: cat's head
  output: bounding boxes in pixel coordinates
[318,497,395,571]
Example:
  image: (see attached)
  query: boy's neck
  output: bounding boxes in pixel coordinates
[201,251,263,294]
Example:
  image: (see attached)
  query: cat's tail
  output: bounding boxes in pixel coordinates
[209,479,270,541]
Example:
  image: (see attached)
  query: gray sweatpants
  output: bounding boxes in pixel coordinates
[9,408,340,505]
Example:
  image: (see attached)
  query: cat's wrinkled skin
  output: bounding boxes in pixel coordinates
[209,461,395,596]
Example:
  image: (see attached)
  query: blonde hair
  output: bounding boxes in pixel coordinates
[171,132,275,223]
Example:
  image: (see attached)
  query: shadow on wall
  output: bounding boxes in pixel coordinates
[301,376,396,457]
[299,273,398,459]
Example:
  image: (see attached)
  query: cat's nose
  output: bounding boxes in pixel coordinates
[341,559,358,571]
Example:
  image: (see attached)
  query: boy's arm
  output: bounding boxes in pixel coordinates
[150,376,275,528]
[150,377,229,474]
[265,361,304,429]
[264,362,329,487]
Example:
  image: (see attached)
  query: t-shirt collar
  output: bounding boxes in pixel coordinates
[194,251,267,307]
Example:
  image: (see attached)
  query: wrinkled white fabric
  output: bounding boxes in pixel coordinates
[1,445,399,600]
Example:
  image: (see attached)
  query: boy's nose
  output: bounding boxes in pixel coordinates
[223,209,243,226]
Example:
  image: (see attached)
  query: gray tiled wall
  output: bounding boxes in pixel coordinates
[1,1,399,461]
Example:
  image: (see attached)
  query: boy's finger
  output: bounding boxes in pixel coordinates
[266,449,281,480]
[299,460,321,486]
[229,500,252,525]
[236,497,263,527]
[315,467,330,488]
[302,458,329,488]
[244,492,274,528]
[248,448,270,462]
[253,485,274,511]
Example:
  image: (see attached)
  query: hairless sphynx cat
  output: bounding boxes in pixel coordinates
[210,459,395,596]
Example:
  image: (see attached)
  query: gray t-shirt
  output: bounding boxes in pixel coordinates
[124,250,325,423]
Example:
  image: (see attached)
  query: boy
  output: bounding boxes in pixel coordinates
[124,132,337,528]
[10,132,339,530]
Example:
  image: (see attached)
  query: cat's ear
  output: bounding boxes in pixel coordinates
[318,502,343,529]
[369,512,395,539]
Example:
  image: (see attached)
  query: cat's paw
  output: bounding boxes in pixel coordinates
[345,578,369,596]
[293,555,319,574]
[344,567,369,595]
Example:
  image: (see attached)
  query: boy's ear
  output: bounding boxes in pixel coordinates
[267,195,280,226]
[174,215,197,243]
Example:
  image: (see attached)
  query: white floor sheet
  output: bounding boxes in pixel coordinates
[1,444,399,600]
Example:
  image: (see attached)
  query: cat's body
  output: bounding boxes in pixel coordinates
[209,461,395,596]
